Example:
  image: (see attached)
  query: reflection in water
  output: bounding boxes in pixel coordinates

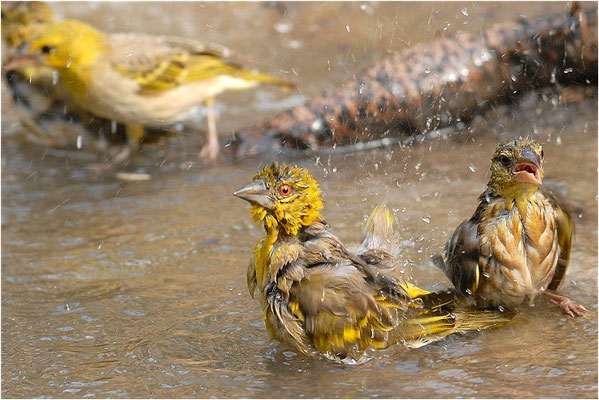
[2,2,597,398]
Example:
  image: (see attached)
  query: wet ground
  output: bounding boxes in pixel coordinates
[1,2,597,398]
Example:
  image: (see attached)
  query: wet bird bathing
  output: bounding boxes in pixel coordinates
[1,2,597,398]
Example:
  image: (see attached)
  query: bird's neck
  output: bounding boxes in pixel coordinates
[58,37,107,98]
[255,215,280,289]
[497,185,539,217]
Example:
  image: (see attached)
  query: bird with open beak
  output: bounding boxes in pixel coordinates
[234,163,514,363]
[433,138,586,317]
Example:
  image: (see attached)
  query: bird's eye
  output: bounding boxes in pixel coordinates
[500,155,511,166]
[279,184,293,197]
[40,45,54,54]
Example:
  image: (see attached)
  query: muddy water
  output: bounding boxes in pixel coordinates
[2,2,597,398]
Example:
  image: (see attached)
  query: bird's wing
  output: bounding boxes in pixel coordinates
[544,190,574,291]
[288,260,405,358]
[108,33,244,94]
[433,190,495,297]
[269,227,410,359]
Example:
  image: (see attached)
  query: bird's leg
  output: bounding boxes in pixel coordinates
[544,291,588,317]
[200,97,219,161]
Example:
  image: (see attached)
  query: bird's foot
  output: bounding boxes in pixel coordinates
[544,291,588,317]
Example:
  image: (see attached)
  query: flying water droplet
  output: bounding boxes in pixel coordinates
[469,164,477,172]
[421,216,431,224]
[461,8,469,16]
[274,21,294,34]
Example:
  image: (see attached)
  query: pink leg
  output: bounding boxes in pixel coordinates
[199,98,219,161]
[544,291,588,317]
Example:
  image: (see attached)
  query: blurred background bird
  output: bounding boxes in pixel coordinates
[19,17,293,161]
[1,1,133,153]
[234,163,514,363]
[433,138,586,317]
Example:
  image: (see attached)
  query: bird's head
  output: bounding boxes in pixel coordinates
[234,163,324,236]
[1,1,55,48]
[28,19,105,73]
[488,138,544,198]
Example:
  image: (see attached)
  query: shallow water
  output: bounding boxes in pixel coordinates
[2,2,597,398]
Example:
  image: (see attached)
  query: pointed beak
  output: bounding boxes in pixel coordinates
[513,147,542,185]
[233,180,273,209]
[2,52,44,72]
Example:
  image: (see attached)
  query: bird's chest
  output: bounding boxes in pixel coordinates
[478,196,559,305]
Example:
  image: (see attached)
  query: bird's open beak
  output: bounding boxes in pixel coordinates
[513,147,542,185]
[233,180,273,209]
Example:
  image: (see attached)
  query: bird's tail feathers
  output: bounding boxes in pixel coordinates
[399,308,516,349]
[358,204,398,257]
[232,69,295,89]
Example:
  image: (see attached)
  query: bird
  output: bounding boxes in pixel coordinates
[2,1,127,151]
[432,138,586,317]
[234,162,514,363]
[25,18,293,160]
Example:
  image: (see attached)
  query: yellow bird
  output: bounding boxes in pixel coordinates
[234,163,513,363]
[26,18,292,160]
[433,138,586,317]
[2,1,124,150]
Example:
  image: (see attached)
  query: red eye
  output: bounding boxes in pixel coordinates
[279,184,293,197]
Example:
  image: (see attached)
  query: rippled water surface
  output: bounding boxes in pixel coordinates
[2,2,597,398]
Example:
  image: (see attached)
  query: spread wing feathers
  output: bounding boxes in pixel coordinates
[545,191,574,291]
[109,33,291,94]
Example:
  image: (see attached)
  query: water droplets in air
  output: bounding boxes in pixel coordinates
[274,21,294,34]
[461,8,469,16]
[66,55,72,69]
[360,4,374,15]
[468,164,477,172]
